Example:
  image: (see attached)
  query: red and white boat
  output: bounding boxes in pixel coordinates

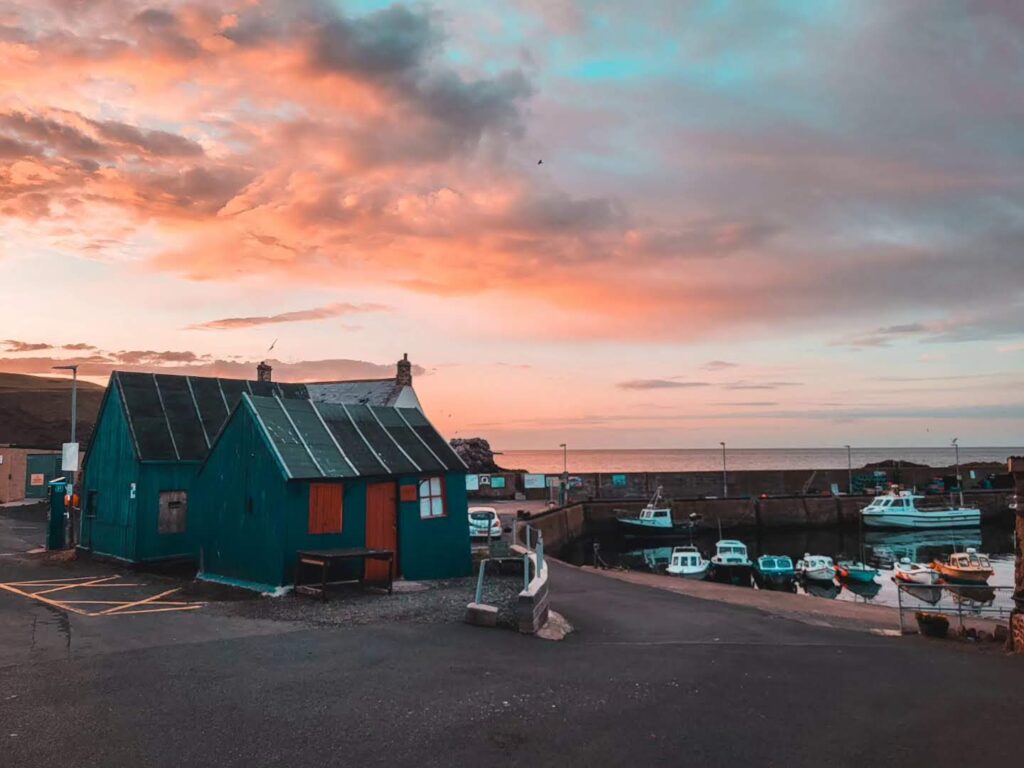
[893,558,940,585]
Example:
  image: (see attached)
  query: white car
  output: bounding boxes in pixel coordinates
[468,507,503,539]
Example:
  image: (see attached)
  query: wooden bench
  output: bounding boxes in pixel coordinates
[294,548,394,601]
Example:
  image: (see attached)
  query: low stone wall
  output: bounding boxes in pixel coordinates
[512,544,550,634]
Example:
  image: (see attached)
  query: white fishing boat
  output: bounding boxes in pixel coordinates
[860,490,980,529]
[893,557,940,585]
[796,554,835,582]
[708,540,753,585]
[666,546,709,579]
[615,487,678,536]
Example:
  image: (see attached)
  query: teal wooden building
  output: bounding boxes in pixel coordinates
[79,370,309,563]
[195,394,471,591]
[77,356,449,574]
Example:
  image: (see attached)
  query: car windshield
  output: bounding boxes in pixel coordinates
[470,512,493,521]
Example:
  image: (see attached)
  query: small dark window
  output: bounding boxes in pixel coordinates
[158,491,187,534]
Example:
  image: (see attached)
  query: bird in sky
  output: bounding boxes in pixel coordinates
[268,338,277,352]
[537,159,543,165]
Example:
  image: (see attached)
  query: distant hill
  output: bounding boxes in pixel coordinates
[0,373,104,449]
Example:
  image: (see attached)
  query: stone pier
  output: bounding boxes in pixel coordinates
[1010,457,1024,653]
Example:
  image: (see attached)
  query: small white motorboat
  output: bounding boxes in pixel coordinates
[666,546,709,579]
[861,490,979,529]
[796,554,835,582]
[708,540,753,585]
[893,557,940,585]
[615,487,679,536]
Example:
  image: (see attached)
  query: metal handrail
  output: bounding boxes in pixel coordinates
[895,582,1016,634]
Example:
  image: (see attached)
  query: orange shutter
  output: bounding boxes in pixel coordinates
[309,484,343,534]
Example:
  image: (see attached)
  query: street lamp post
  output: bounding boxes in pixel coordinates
[845,445,852,495]
[952,437,963,507]
[720,441,727,498]
[559,443,568,506]
[52,364,79,547]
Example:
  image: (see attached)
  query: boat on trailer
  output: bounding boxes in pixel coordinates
[861,490,980,530]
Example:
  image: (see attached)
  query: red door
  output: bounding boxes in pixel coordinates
[365,482,398,581]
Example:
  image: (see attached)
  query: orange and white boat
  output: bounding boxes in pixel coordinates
[929,548,994,585]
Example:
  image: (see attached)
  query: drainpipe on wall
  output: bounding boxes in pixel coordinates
[1009,457,1024,653]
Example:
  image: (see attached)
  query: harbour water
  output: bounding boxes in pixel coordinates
[500,447,1024,474]
[562,524,1018,615]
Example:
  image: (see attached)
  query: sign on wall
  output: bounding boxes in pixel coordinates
[611,474,627,487]
[524,474,546,489]
[62,442,80,472]
[465,475,480,491]
[30,474,44,486]
[491,476,506,490]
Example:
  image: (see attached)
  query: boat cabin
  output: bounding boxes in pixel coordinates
[949,549,991,569]
[863,491,922,513]
[671,546,704,569]
[757,555,794,572]
[715,540,749,562]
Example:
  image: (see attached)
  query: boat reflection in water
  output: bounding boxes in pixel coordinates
[864,529,982,567]
[947,584,997,608]
[899,584,943,606]
[804,581,840,600]
[840,578,881,601]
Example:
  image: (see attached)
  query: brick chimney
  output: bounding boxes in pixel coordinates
[257,360,272,383]
[396,353,412,387]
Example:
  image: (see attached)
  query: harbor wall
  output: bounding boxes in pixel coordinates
[469,464,1013,502]
[525,489,1014,556]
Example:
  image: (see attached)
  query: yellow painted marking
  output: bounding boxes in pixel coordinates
[98,588,181,615]
[58,600,193,606]
[33,575,121,595]
[0,582,91,615]
[8,576,112,586]
[104,604,204,616]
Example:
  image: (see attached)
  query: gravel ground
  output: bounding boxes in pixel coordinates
[215,573,524,629]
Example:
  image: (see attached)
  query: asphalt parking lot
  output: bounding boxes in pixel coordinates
[3,502,1024,768]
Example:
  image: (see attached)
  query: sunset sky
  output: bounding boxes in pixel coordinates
[1,0,1022,449]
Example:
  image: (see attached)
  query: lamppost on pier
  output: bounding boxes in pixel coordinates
[845,445,853,495]
[720,441,727,498]
[952,437,963,507]
[559,443,568,506]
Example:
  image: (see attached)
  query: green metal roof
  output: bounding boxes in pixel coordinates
[243,394,466,480]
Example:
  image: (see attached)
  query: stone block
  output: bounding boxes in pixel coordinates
[464,602,498,628]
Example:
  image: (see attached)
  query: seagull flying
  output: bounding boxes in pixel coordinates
[268,338,277,353]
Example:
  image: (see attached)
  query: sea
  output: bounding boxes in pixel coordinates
[498,447,1024,474]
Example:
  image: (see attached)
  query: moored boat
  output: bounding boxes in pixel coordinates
[893,558,940,585]
[861,490,980,530]
[708,540,753,586]
[753,555,796,589]
[835,560,879,583]
[796,554,835,583]
[615,487,681,536]
[666,546,709,579]
[930,548,994,585]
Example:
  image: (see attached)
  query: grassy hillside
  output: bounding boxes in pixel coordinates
[0,373,104,449]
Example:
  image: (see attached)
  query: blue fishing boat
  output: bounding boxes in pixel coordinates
[753,555,796,589]
[835,560,879,583]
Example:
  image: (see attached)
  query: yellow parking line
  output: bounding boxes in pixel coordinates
[59,600,193,606]
[103,604,204,616]
[33,575,122,595]
[0,582,91,616]
[98,588,181,615]
[7,576,112,587]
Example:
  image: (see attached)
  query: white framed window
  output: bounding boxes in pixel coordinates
[419,476,446,519]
